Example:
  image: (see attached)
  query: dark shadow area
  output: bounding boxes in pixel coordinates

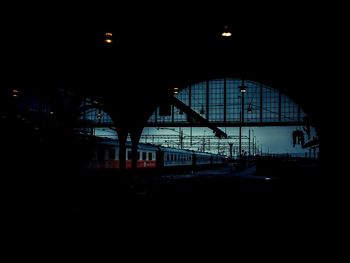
[1,117,322,223]
[68,161,322,226]
[1,6,330,246]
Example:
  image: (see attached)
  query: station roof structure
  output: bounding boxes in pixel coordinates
[3,3,324,129]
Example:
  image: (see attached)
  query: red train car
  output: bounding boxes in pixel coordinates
[82,137,227,172]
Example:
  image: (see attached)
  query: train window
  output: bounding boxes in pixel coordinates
[136,151,142,160]
[127,150,132,160]
[148,152,153,160]
[108,148,116,160]
[142,152,147,160]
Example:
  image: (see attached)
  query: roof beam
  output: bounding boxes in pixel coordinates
[169,96,228,139]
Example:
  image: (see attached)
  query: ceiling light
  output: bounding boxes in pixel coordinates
[104,32,113,44]
[221,25,232,37]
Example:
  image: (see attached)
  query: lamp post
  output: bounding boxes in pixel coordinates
[239,81,246,159]
[239,109,242,159]
[248,127,251,157]
[228,142,233,160]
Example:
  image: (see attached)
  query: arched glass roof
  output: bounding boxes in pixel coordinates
[147,78,306,126]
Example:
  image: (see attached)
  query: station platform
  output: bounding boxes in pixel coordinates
[70,162,322,220]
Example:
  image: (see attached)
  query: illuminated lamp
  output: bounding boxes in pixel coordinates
[221,25,232,37]
[239,86,247,93]
[104,32,113,44]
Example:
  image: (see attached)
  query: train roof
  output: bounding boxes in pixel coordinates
[158,146,194,154]
[137,143,159,151]
[93,136,159,150]
[158,146,224,157]
[85,136,226,156]
[195,151,217,156]
[94,137,119,146]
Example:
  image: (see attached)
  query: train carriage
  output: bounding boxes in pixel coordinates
[158,146,194,169]
[126,143,158,169]
[82,136,227,172]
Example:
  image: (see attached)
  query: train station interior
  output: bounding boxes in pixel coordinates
[2,4,329,231]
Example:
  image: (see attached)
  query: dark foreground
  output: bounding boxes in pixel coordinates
[69,164,322,220]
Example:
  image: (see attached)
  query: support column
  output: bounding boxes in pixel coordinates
[117,129,128,171]
[130,127,143,171]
